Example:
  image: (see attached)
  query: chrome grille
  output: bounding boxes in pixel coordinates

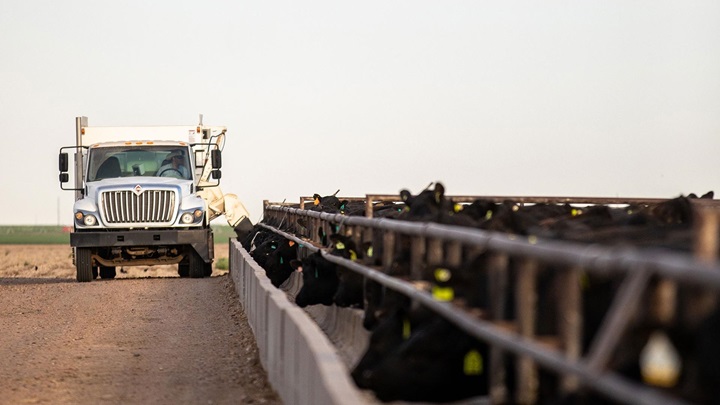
[101,190,176,224]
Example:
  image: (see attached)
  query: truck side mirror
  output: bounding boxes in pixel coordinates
[211,149,222,169]
[59,173,69,183]
[211,169,222,180]
[59,153,69,172]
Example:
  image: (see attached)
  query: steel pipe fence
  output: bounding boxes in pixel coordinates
[259,196,720,405]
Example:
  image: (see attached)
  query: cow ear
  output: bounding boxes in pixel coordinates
[400,190,412,203]
[434,182,445,203]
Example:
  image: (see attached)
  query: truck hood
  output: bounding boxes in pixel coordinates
[86,177,193,196]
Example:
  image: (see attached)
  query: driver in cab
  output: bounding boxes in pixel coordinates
[157,150,190,179]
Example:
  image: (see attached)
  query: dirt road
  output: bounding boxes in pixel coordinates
[0,274,281,404]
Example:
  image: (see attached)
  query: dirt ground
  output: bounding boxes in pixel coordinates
[0,244,282,405]
[0,243,231,279]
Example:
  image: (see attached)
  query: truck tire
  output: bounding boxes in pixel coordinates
[178,263,190,278]
[188,250,205,279]
[99,266,116,279]
[76,248,93,282]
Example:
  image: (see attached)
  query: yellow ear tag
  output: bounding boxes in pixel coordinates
[454,203,463,213]
[485,210,493,220]
[464,350,483,375]
[289,241,295,247]
[366,246,374,258]
[434,268,452,282]
[402,318,411,340]
[334,242,345,250]
[314,198,320,206]
[349,250,357,261]
[512,205,519,212]
[432,286,454,302]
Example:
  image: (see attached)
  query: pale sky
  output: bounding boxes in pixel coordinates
[1,1,718,225]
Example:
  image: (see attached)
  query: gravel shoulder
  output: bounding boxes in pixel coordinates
[0,245,281,405]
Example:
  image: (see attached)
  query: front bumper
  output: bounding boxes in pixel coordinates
[70,228,213,262]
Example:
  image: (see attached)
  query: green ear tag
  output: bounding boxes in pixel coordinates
[349,250,357,261]
[280,257,284,264]
[335,242,345,250]
[485,210,493,220]
[402,318,411,340]
[367,246,374,258]
[464,350,483,375]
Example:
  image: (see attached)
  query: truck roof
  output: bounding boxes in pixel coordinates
[89,141,189,148]
[80,125,226,147]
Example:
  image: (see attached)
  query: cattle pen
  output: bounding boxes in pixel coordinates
[230,188,720,405]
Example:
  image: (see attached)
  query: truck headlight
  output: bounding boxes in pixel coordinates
[83,214,97,226]
[181,212,194,224]
[181,209,203,224]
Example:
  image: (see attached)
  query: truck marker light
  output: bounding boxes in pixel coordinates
[75,212,83,220]
[193,210,203,218]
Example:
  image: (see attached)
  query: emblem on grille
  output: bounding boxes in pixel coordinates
[133,185,143,196]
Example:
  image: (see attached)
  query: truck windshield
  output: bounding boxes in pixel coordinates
[87,146,192,181]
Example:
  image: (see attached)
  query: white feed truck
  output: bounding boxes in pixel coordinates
[58,116,252,282]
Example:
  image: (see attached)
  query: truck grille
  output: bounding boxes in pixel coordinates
[101,190,177,224]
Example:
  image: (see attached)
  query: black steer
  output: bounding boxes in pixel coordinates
[290,252,339,307]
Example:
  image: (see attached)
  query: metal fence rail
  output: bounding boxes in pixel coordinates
[260,195,720,405]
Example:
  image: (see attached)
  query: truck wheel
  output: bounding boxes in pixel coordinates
[76,248,94,282]
[99,266,116,279]
[188,250,205,279]
[178,263,189,278]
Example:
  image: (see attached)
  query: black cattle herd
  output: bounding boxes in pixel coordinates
[238,183,718,404]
